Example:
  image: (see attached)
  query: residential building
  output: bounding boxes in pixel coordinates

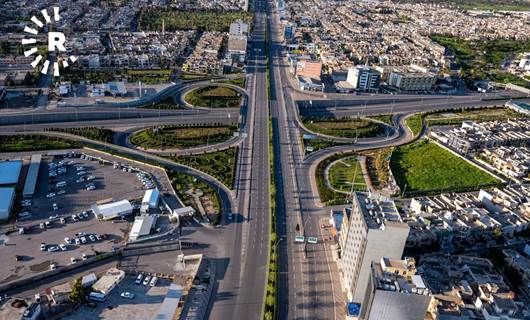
[419,253,530,319]
[388,71,436,92]
[347,66,381,92]
[340,193,409,303]
[360,257,438,320]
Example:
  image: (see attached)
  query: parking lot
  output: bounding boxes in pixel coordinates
[63,275,172,320]
[0,151,154,283]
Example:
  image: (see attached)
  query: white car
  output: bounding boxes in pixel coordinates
[64,237,71,244]
[18,211,31,218]
[120,292,135,299]
[89,235,96,242]
[59,244,67,251]
[52,203,58,211]
[77,171,86,176]
[71,214,79,222]
[47,246,59,252]
[46,192,56,198]
[80,237,87,244]
[49,214,59,220]
[143,275,151,286]
[40,243,46,251]
[76,177,85,183]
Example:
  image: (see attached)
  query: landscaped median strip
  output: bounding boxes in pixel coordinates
[264,118,278,320]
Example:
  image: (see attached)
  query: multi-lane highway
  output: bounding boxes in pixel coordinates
[208,1,271,319]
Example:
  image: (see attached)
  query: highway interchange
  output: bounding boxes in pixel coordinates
[1,1,530,319]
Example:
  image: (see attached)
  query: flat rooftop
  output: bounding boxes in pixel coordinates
[0,160,22,185]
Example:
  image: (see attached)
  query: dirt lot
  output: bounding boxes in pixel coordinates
[62,275,172,320]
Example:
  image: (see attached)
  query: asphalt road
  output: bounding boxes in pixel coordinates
[267,1,340,319]
[207,2,270,319]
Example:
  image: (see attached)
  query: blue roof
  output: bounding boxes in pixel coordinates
[0,160,22,185]
[0,187,15,219]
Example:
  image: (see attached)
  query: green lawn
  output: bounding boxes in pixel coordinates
[390,140,500,196]
[185,86,242,108]
[48,127,115,143]
[137,9,252,32]
[219,77,246,88]
[426,107,527,126]
[367,114,394,125]
[168,171,221,224]
[131,124,237,150]
[302,136,345,154]
[430,35,530,88]
[0,135,81,152]
[173,147,238,188]
[328,157,367,192]
[406,114,424,136]
[61,69,173,84]
[303,118,387,138]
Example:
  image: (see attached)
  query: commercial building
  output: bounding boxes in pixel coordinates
[360,257,437,320]
[0,187,15,220]
[229,20,249,36]
[92,199,133,220]
[0,160,22,185]
[297,75,324,92]
[142,189,160,209]
[22,154,41,198]
[340,193,409,304]
[129,214,157,241]
[388,71,436,92]
[346,66,381,92]
[227,35,247,62]
[294,60,322,79]
[92,267,125,296]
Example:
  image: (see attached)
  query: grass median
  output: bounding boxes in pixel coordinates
[302,118,387,138]
[131,124,238,150]
[185,85,243,108]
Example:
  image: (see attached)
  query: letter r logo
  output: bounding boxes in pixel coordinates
[48,31,66,52]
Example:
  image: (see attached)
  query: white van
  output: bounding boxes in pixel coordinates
[88,292,106,301]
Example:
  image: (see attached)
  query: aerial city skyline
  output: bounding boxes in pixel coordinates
[0,0,530,319]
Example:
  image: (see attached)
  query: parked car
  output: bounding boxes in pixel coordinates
[143,275,151,286]
[120,292,135,299]
[46,192,56,198]
[59,244,67,251]
[47,246,59,252]
[64,237,71,244]
[52,203,58,211]
[135,274,143,285]
[40,243,46,251]
[149,277,158,287]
